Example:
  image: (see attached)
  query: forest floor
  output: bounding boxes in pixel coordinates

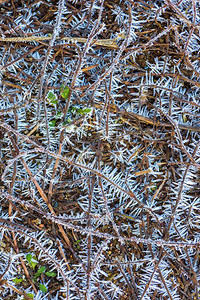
[0,0,200,299]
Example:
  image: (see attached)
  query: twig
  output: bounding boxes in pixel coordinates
[0,35,119,49]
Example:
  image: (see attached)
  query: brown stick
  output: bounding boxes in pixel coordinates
[120,111,200,133]
[0,35,118,48]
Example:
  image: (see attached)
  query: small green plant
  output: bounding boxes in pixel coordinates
[26,253,56,293]
[47,85,91,129]
[11,253,57,295]
[12,277,24,284]
[47,85,70,106]
[74,239,81,249]
[47,84,70,128]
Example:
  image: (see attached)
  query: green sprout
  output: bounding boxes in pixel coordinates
[49,119,57,127]
[60,84,70,100]
[12,277,24,284]
[26,254,38,270]
[47,91,58,106]
[74,239,81,249]
[39,283,47,293]
[20,253,57,295]
[45,271,57,277]
[34,266,46,279]
[77,108,91,115]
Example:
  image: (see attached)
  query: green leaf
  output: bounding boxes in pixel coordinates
[31,261,38,270]
[12,278,24,284]
[74,240,81,245]
[60,85,70,100]
[49,119,57,127]
[26,254,38,270]
[77,108,91,115]
[26,254,32,263]
[38,266,46,274]
[47,91,58,106]
[34,266,46,278]
[74,239,81,249]
[26,294,34,299]
[45,271,57,277]
[82,108,91,114]
[47,91,57,101]
[50,99,58,105]
[39,283,47,293]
